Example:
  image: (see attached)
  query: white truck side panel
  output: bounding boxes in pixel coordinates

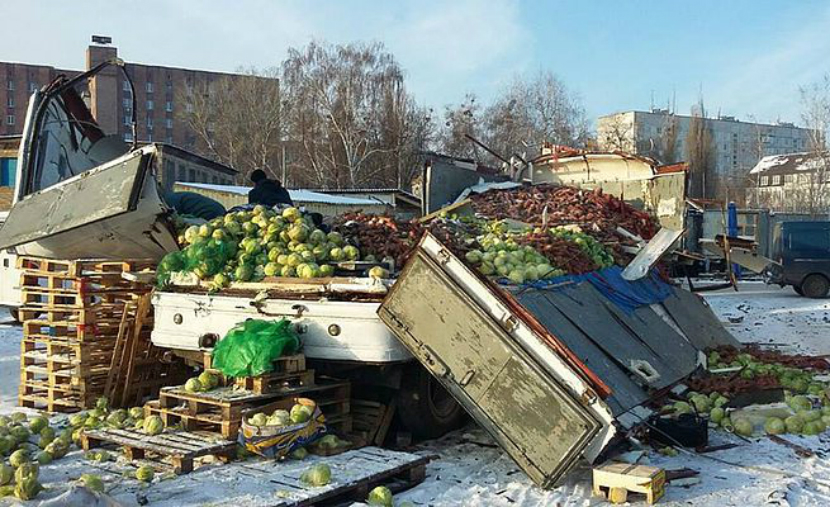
[151,291,412,363]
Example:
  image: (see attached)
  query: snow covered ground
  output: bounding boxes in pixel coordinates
[1,284,830,506]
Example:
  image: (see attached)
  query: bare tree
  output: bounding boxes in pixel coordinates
[436,94,483,161]
[597,114,633,152]
[177,67,282,182]
[797,76,830,216]
[281,41,426,189]
[685,100,717,199]
[483,72,591,162]
[659,113,679,164]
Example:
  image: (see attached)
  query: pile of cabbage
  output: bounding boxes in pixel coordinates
[184,371,220,394]
[160,206,361,288]
[462,220,616,284]
[0,412,78,500]
[66,397,161,438]
[660,351,830,440]
[247,402,315,428]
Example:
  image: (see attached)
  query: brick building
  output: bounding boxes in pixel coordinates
[1,36,272,153]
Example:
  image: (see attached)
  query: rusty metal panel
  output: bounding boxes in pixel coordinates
[661,288,740,349]
[379,250,601,488]
[516,290,648,414]
[0,151,147,250]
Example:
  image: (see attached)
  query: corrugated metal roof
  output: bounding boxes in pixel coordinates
[176,182,382,206]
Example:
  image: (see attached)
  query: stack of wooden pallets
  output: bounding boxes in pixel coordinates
[144,354,352,440]
[16,256,178,412]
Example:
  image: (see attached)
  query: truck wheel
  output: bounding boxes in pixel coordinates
[794,285,804,296]
[396,363,467,440]
[801,274,830,298]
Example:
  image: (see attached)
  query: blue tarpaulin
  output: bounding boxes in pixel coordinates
[506,266,674,314]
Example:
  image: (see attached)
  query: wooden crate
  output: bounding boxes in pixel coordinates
[593,463,666,505]
[81,427,236,474]
[148,381,351,439]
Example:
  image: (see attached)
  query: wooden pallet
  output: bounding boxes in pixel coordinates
[18,306,129,325]
[17,257,156,277]
[148,381,351,439]
[22,319,122,343]
[20,289,145,310]
[81,427,236,474]
[230,369,316,394]
[267,448,428,506]
[205,352,306,375]
[351,399,396,446]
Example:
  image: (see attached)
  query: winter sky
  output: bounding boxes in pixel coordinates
[5,0,830,126]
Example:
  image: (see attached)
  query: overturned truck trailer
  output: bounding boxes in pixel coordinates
[379,233,738,488]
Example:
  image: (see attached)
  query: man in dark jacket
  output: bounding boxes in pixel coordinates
[248,169,293,207]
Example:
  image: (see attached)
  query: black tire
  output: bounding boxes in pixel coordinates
[396,363,467,440]
[801,274,830,299]
[794,285,804,296]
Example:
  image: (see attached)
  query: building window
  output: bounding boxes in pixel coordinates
[6,80,14,91]
[146,82,154,93]
[147,132,153,142]
[178,165,187,181]
[5,115,14,125]
[147,117,154,129]
[124,131,134,142]
[123,80,131,92]
[146,100,154,110]
[166,81,173,93]
[165,135,173,144]
[6,96,13,108]
[28,82,37,93]
[772,175,782,185]
[123,115,131,126]
[122,98,132,110]
[761,175,769,186]
[165,101,173,112]
[185,103,193,113]
[165,118,173,129]
[784,174,794,183]
[189,169,196,181]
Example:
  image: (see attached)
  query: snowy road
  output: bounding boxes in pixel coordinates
[1,284,830,505]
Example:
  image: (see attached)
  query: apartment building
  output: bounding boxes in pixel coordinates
[0,36,275,152]
[597,109,815,192]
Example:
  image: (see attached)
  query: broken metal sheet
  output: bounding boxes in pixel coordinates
[516,289,648,415]
[539,283,688,389]
[0,152,147,250]
[622,228,684,281]
[661,287,740,349]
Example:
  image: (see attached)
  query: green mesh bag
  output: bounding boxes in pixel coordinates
[211,319,300,377]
